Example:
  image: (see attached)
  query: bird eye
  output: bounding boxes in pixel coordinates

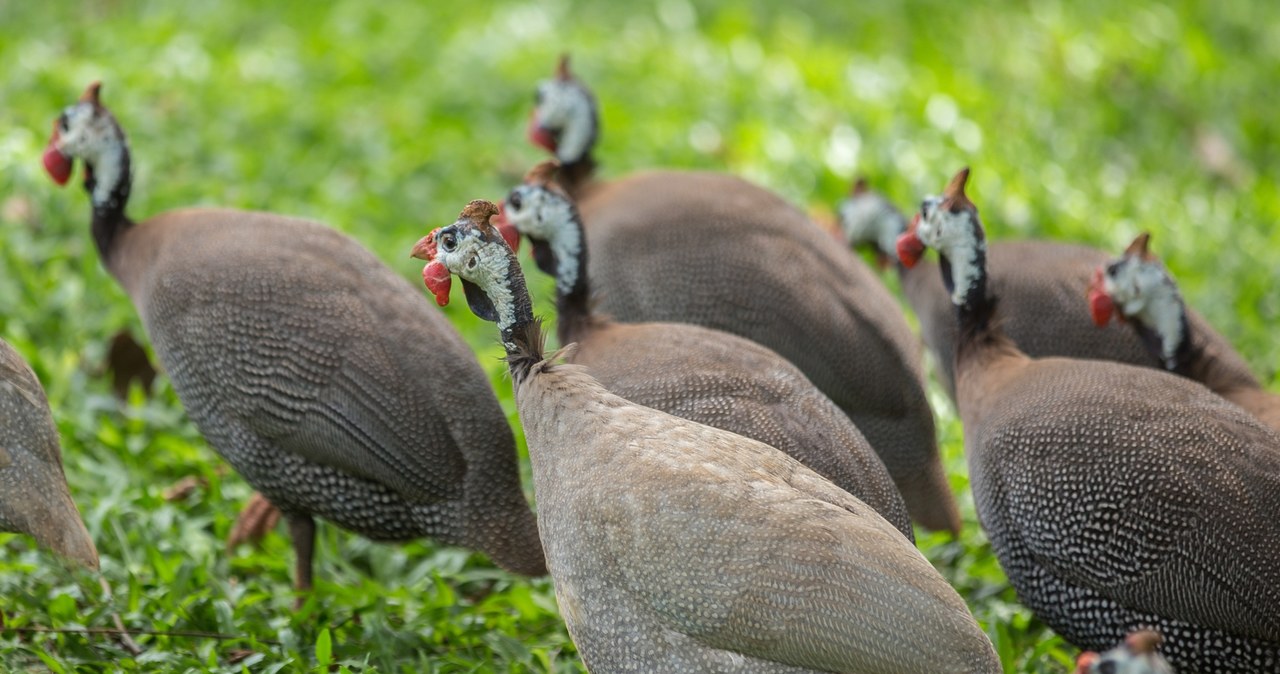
[441,232,457,252]
[1105,261,1121,277]
[1097,661,1116,674]
[508,190,523,211]
[58,113,69,132]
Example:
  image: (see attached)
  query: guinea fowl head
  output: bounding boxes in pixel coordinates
[1075,630,1173,674]
[498,160,581,283]
[836,176,909,265]
[898,167,987,308]
[42,82,127,198]
[1088,232,1187,369]
[412,200,519,323]
[528,54,599,165]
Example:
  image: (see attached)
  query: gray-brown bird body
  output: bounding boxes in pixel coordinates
[505,168,911,538]
[900,241,1233,402]
[576,170,956,533]
[1094,239,1280,434]
[0,339,98,568]
[106,208,544,575]
[567,319,913,539]
[422,204,997,672]
[909,167,1280,674]
[957,351,1280,674]
[518,361,998,673]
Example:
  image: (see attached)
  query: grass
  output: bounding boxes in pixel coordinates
[1,0,1276,671]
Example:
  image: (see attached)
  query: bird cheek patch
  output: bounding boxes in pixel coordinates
[896,230,926,268]
[422,261,452,306]
[42,130,73,186]
[527,111,558,153]
[1087,270,1115,327]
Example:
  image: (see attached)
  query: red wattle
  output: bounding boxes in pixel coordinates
[423,261,452,306]
[527,112,558,153]
[1086,268,1115,327]
[1088,289,1114,327]
[896,231,925,268]
[494,203,521,252]
[43,145,73,186]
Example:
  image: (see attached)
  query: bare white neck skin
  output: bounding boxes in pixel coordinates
[552,226,582,297]
[91,142,127,210]
[1105,260,1186,368]
[556,95,594,165]
[917,204,985,306]
[514,188,583,297]
[838,194,906,258]
[537,79,596,165]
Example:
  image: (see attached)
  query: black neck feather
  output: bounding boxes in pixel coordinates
[499,254,544,384]
[87,147,134,259]
[559,154,597,200]
[1133,311,1197,374]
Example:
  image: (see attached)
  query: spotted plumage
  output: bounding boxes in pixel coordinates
[1096,233,1280,433]
[839,178,1237,404]
[0,340,98,568]
[418,202,1000,673]
[499,162,912,539]
[529,58,959,534]
[42,83,545,595]
[902,167,1280,674]
[1076,631,1175,674]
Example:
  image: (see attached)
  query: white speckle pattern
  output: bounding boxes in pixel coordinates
[917,196,986,305]
[1103,256,1186,369]
[836,190,906,257]
[962,356,1280,673]
[534,78,596,164]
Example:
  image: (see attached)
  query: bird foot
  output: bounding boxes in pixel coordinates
[226,492,282,551]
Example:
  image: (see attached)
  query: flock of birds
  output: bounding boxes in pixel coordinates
[3,56,1276,673]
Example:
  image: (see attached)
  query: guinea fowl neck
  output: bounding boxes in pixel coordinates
[551,204,595,345]
[557,154,597,201]
[86,140,134,260]
[494,255,544,384]
[1135,314,1263,395]
[942,251,1017,366]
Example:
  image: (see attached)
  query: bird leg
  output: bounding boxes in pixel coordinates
[287,513,316,610]
[225,491,282,551]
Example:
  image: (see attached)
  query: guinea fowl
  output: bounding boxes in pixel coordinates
[1090,232,1280,433]
[529,57,958,535]
[0,339,98,568]
[839,177,1224,402]
[41,82,545,598]
[1076,631,1175,674]
[411,199,1000,673]
[491,160,911,538]
[898,167,1280,674]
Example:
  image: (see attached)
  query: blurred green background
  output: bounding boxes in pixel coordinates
[0,0,1276,671]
